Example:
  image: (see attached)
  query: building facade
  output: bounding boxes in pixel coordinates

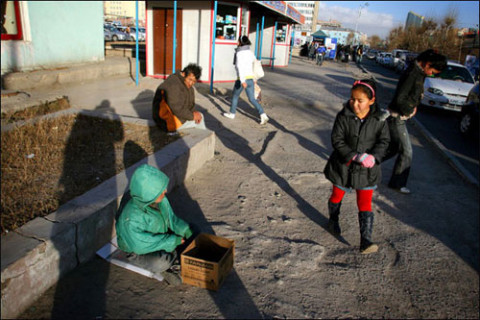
[315,21,365,46]
[145,1,304,83]
[1,1,104,73]
[104,1,146,26]
[286,1,317,32]
[405,11,424,29]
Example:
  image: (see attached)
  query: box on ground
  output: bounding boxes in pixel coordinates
[181,233,235,291]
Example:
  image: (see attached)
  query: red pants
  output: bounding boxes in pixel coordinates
[329,185,373,212]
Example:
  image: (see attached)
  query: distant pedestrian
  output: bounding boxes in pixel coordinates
[309,42,317,61]
[223,35,269,125]
[383,49,447,194]
[324,79,390,254]
[316,45,326,66]
[356,45,363,65]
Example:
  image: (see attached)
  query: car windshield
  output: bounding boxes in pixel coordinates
[435,65,474,84]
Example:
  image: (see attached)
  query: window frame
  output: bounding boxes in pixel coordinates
[215,2,241,43]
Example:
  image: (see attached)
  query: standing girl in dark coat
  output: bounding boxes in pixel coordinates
[324,79,390,254]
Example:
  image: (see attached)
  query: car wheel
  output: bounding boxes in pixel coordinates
[112,35,118,42]
[459,112,472,135]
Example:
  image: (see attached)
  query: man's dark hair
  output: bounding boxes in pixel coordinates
[182,63,202,80]
[417,49,447,71]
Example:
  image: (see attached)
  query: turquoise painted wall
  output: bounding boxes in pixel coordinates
[1,1,104,72]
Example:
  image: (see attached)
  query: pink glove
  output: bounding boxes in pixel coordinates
[353,153,375,168]
[361,154,375,168]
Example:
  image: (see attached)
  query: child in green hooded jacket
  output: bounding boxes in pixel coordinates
[115,164,193,276]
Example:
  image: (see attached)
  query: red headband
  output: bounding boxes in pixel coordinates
[353,80,375,98]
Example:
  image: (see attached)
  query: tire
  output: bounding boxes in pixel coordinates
[112,35,118,42]
[459,112,473,136]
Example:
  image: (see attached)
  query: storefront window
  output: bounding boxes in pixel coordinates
[1,1,23,40]
[276,24,287,43]
[215,3,239,41]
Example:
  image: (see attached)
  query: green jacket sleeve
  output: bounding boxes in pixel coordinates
[133,227,183,254]
[161,198,193,239]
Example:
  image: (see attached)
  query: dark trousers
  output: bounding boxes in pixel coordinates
[384,116,412,188]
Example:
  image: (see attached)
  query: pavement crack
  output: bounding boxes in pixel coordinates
[256,130,277,159]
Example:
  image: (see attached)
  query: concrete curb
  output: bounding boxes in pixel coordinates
[411,118,479,187]
[358,64,479,188]
[1,127,215,319]
[2,57,132,91]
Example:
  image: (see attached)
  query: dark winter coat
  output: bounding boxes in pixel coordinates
[324,102,390,189]
[388,61,426,117]
[153,72,195,123]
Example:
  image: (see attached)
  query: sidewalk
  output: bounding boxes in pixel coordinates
[6,56,479,319]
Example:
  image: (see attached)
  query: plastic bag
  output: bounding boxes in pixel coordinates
[254,82,262,101]
[253,59,264,80]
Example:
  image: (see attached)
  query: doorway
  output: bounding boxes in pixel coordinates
[152,7,183,76]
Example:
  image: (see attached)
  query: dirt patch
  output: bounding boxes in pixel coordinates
[1,111,179,234]
[1,97,71,123]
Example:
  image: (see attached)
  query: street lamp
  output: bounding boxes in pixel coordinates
[355,2,369,44]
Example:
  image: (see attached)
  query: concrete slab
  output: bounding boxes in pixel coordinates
[2,56,132,91]
[1,127,215,319]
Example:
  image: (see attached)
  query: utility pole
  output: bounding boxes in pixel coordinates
[355,2,369,44]
[311,1,319,33]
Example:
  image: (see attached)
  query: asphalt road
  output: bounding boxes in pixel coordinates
[360,57,479,184]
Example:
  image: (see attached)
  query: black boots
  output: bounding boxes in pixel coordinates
[358,211,378,254]
[328,201,342,235]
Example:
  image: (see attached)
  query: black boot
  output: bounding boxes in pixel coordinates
[328,201,342,235]
[358,211,378,254]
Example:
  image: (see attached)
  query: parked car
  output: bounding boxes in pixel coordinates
[392,49,409,69]
[459,82,479,138]
[366,49,378,60]
[382,53,393,68]
[421,61,476,112]
[128,27,146,41]
[376,52,385,64]
[104,25,128,41]
[395,52,418,74]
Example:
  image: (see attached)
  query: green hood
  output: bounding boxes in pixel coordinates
[130,164,169,210]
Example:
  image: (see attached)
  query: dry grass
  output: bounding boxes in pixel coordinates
[1,97,71,123]
[1,112,178,234]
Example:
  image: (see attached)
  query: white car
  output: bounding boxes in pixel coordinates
[421,61,476,112]
[382,53,393,68]
[129,27,146,41]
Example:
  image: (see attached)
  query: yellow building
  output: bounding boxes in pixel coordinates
[104,1,146,25]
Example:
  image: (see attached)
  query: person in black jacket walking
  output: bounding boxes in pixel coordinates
[383,49,447,194]
[324,79,390,254]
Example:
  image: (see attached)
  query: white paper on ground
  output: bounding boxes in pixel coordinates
[96,237,164,282]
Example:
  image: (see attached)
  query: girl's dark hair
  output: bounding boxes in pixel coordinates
[417,49,447,71]
[352,78,377,100]
[182,63,202,80]
[239,35,251,46]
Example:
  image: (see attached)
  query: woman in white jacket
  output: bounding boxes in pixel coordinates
[223,36,269,125]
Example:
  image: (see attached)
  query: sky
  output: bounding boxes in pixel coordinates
[317,1,480,39]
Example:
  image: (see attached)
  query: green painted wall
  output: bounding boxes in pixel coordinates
[1,1,104,73]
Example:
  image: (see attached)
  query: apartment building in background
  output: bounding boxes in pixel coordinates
[286,1,318,32]
[405,11,424,29]
[104,1,146,26]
